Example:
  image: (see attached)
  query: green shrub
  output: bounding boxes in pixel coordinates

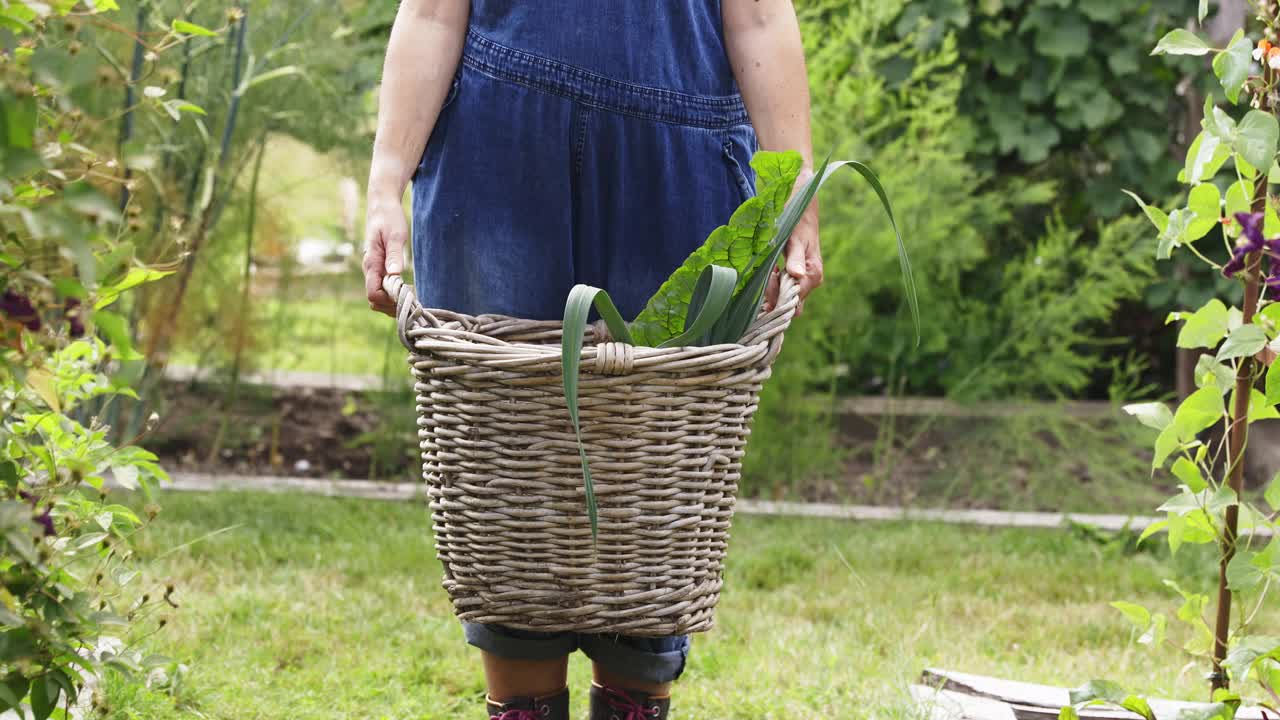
[886,0,1193,219]
[944,214,1155,400]
[1,2,185,716]
[744,0,1159,490]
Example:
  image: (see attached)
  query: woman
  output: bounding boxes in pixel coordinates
[363,2,819,718]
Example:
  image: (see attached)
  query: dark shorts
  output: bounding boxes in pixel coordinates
[463,623,691,685]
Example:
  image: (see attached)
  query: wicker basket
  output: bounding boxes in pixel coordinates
[383,271,800,636]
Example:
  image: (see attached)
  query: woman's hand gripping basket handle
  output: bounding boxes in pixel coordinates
[382,275,420,350]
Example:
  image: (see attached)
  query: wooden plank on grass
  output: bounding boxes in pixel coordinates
[910,684,1019,720]
[143,474,1272,537]
[160,472,427,502]
[921,668,1272,720]
[740,500,1165,533]
[164,364,404,392]
[153,474,1163,531]
[841,397,1116,420]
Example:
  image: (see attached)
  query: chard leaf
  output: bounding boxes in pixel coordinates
[714,158,919,346]
[629,151,803,346]
[711,155,834,344]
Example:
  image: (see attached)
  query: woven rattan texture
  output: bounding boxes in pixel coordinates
[384,274,798,635]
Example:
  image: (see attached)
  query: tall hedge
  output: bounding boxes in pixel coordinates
[888,0,1195,219]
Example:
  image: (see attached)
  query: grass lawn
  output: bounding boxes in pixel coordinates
[101,489,1265,719]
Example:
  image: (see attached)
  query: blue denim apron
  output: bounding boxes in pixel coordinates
[411,1,757,684]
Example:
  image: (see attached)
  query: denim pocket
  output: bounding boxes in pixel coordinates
[441,71,461,109]
[720,127,757,204]
[722,140,753,204]
[415,72,463,176]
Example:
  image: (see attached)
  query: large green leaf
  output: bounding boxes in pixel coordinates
[1212,31,1251,104]
[95,267,175,310]
[710,154,836,344]
[1194,355,1236,394]
[1171,457,1207,492]
[1217,323,1267,361]
[1151,29,1211,56]
[1203,100,1238,143]
[1185,183,1221,241]
[1152,425,1180,470]
[1157,209,1191,259]
[560,285,634,541]
[1238,387,1280,423]
[713,158,918,346]
[1235,110,1279,174]
[633,151,918,349]
[1109,601,1151,630]
[1066,680,1156,720]
[1122,402,1172,431]
[1174,386,1224,440]
[0,674,27,714]
[29,674,58,720]
[171,19,217,36]
[92,310,142,361]
[1122,190,1168,233]
[1182,130,1231,185]
[1174,299,1229,349]
[1223,178,1251,223]
[629,151,803,346]
[1223,636,1280,684]
[1226,550,1265,591]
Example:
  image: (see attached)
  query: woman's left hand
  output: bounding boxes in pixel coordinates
[784,203,822,315]
[765,177,821,316]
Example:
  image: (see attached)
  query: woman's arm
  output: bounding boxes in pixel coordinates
[364,0,469,315]
[722,0,821,310]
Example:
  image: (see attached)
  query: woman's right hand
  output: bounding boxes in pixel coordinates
[363,194,408,316]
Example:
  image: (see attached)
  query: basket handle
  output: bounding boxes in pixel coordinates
[740,268,801,349]
[384,269,801,351]
[383,274,420,350]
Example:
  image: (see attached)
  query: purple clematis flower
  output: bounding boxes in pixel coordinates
[17,490,55,537]
[1267,261,1280,290]
[1224,213,1280,295]
[64,298,84,338]
[0,290,40,331]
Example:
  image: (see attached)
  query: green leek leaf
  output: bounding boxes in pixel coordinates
[658,265,737,348]
[561,285,633,541]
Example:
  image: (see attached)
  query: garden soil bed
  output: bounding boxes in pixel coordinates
[143,380,1182,513]
[145,381,412,483]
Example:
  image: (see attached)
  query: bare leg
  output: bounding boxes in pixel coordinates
[482,651,570,702]
[591,663,671,697]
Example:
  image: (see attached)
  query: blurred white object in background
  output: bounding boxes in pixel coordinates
[340,176,359,243]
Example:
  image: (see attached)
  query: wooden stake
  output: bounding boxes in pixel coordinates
[1211,120,1268,695]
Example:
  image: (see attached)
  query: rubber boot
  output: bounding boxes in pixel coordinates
[588,683,670,720]
[485,688,569,720]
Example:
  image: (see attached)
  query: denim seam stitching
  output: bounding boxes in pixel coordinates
[462,30,749,130]
[469,29,744,108]
[462,54,744,130]
[572,106,589,178]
